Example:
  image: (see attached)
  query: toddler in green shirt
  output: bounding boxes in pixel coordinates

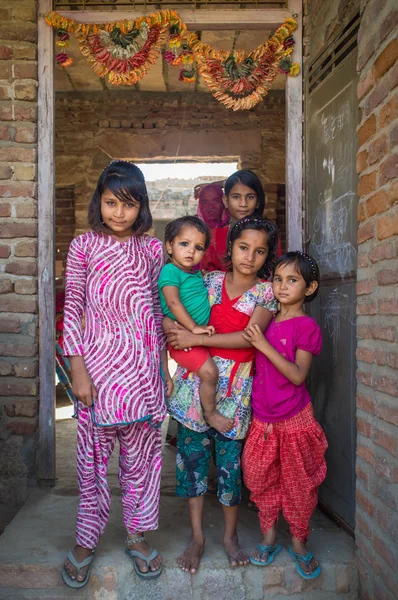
[158,216,234,433]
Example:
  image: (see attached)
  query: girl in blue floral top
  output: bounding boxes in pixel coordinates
[165,217,278,573]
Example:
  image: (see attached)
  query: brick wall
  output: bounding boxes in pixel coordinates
[55,91,286,235]
[0,0,38,510]
[55,186,75,292]
[355,1,398,598]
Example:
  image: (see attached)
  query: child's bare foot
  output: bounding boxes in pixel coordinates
[205,410,234,433]
[291,536,319,575]
[177,537,205,574]
[64,545,94,583]
[223,535,249,567]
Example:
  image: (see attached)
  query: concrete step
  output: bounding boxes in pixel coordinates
[0,418,358,600]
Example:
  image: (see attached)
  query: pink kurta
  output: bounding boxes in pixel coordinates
[63,231,167,427]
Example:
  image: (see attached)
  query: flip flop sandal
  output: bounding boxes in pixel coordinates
[289,547,321,579]
[249,543,282,566]
[125,548,162,580]
[61,549,95,589]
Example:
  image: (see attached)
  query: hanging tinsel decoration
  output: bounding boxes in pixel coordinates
[44,10,300,110]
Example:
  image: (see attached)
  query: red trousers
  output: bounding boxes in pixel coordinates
[242,403,327,543]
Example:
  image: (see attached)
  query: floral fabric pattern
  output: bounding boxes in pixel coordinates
[166,271,277,440]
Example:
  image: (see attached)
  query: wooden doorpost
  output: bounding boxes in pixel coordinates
[286,0,303,251]
[38,0,56,482]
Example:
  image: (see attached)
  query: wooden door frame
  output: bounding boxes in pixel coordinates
[37,0,303,481]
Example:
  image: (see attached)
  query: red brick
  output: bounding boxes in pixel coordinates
[380,10,398,43]
[377,214,398,240]
[356,488,375,516]
[14,361,38,378]
[358,221,374,244]
[389,180,398,206]
[0,360,12,376]
[6,420,37,436]
[365,78,390,115]
[0,379,36,396]
[379,298,398,314]
[0,164,12,179]
[357,370,372,387]
[380,153,398,186]
[368,135,388,165]
[0,104,12,120]
[356,463,369,486]
[0,278,12,294]
[13,63,37,80]
[14,126,36,144]
[391,123,398,149]
[0,147,36,163]
[14,279,36,295]
[6,261,37,276]
[0,222,36,238]
[358,68,375,101]
[14,240,37,258]
[0,202,10,216]
[13,45,36,60]
[0,86,10,100]
[357,300,377,315]
[356,278,375,295]
[0,316,20,333]
[358,171,377,198]
[357,393,376,415]
[369,240,396,262]
[356,149,368,173]
[0,342,37,357]
[374,376,398,397]
[356,347,375,363]
[357,443,375,466]
[0,64,12,79]
[387,352,398,369]
[357,252,369,268]
[356,512,371,539]
[373,533,397,569]
[0,125,11,141]
[14,85,37,103]
[379,94,398,129]
[0,244,10,258]
[0,45,12,60]
[0,294,37,313]
[374,428,397,457]
[378,404,398,427]
[357,201,366,222]
[357,417,372,437]
[375,350,387,365]
[372,325,396,341]
[375,39,398,80]
[13,104,37,122]
[377,268,398,285]
[0,182,36,198]
[358,324,372,339]
[15,202,36,219]
[14,400,38,418]
[358,114,377,147]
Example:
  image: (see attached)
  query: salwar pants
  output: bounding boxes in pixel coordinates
[242,403,327,543]
[75,407,162,549]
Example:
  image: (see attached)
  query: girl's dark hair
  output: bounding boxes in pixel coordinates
[225,216,278,280]
[273,251,320,303]
[88,160,152,236]
[164,216,211,252]
[224,170,266,217]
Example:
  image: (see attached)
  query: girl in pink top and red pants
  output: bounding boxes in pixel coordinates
[242,251,327,580]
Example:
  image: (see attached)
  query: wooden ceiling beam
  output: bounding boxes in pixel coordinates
[56,9,292,30]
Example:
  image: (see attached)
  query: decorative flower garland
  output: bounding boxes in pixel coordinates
[45,10,299,111]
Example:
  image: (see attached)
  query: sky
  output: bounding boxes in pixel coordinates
[137,162,237,182]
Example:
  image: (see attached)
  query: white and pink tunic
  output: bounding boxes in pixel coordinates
[63,231,167,427]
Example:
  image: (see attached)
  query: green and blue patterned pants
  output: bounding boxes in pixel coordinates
[175,422,243,507]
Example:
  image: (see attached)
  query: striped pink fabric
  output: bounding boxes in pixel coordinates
[63,232,167,427]
[75,407,162,548]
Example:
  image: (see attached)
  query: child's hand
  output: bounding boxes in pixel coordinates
[191,325,215,336]
[242,324,266,350]
[165,375,174,397]
[71,369,97,407]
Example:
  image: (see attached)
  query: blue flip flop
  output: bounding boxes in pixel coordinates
[249,543,282,566]
[289,547,321,579]
[61,549,95,589]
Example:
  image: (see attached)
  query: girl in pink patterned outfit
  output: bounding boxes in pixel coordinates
[62,161,172,589]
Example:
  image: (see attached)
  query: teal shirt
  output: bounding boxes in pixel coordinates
[158,263,211,325]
